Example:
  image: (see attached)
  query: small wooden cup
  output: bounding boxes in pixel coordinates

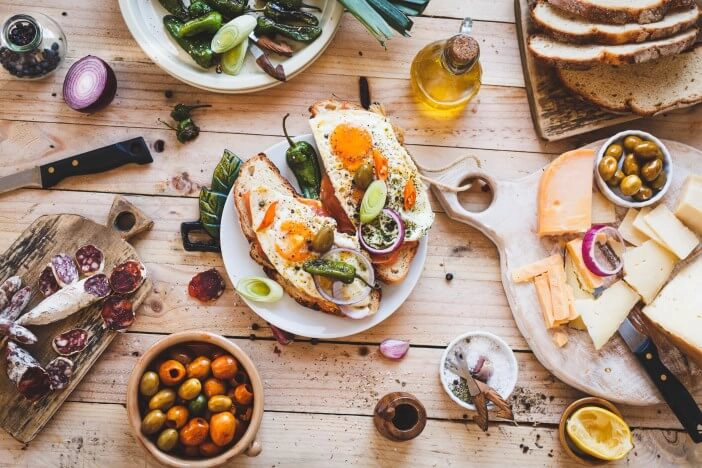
[126,331,264,467]
[558,397,625,466]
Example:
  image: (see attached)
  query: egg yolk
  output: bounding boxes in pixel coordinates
[329,124,372,172]
[275,220,313,263]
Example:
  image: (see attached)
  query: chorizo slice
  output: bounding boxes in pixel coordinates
[0,319,37,345]
[52,328,89,356]
[188,269,225,302]
[101,296,135,331]
[5,341,50,401]
[50,254,79,287]
[84,274,111,298]
[75,245,105,276]
[38,266,60,298]
[109,260,146,295]
[46,356,74,390]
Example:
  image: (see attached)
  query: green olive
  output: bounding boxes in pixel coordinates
[311,225,334,253]
[620,175,643,197]
[650,171,668,191]
[188,393,207,417]
[148,388,176,411]
[623,135,643,152]
[604,144,624,161]
[141,409,166,435]
[606,169,625,188]
[353,162,373,190]
[177,378,202,401]
[633,141,662,161]
[207,395,233,413]
[622,154,640,176]
[634,186,654,202]
[139,371,160,397]
[597,156,618,181]
[641,159,663,182]
[156,428,179,452]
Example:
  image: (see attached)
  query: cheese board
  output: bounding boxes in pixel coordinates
[0,196,153,443]
[428,138,702,405]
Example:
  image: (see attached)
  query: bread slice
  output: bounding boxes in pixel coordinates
[532,1,700,44]
[557,44,702,115]
[547,0,697,24]
[232,153,381,317]
[528,27,698,68]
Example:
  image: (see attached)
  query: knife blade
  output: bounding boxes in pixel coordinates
[0,137,153,196]
[619,317,702,443]
[248,34,286,82]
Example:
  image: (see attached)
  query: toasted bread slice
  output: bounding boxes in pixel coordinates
[233,154,381,317]
[547,0,696,24]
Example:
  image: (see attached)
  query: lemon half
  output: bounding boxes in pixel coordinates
[566,406,633,461]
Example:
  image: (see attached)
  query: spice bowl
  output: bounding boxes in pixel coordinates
[126,331,264,468]
[439,331,518,411]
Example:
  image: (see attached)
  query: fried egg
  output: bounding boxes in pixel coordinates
[310,109,434,241]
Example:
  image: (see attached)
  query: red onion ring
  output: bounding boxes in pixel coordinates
[63,56,117,113]
[311,248,374,306]
[358,208,405,256]
[582,225,625,277]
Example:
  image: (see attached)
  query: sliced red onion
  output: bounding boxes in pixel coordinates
[358,208,405,256]
[269,323,294,345]
[311,248,374,306]
[379,339,410,360]
[339,305,373,320]
[582,225,625,277]
[63,56,117,113]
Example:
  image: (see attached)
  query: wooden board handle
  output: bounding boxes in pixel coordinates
[106,196,154,241]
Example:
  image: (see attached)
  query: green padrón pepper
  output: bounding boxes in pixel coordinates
[282,113,321,199]
[188,0,214,17]
[264,3,319,26]
[159,0,189,20]
[202,0,249,18]
[178,11,223,37]
[255,16,322,42]
[269,0,321,11]
[163,16,217,68]
[303,259,357,285]
[171,103,212,121]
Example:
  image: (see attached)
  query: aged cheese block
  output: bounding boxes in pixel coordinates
[675,175,702,235]
[644,204,699,260]
[632,207,665,245]
[623,240,678,304]
[618,208,649,246]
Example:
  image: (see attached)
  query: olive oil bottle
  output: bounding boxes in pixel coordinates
[410,18,481,112]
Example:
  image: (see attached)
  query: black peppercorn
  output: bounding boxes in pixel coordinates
[446,273,454,281]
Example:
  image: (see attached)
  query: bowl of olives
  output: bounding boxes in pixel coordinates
[595,130,673,208]
[126,331,263,467]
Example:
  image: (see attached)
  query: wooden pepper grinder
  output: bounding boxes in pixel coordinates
[373,392,427,441]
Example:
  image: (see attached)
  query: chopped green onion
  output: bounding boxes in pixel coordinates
[221,39,248,75]
[360,180,387,223]
[367,0,413,36]
[236,276,283,303]
[211,15,257,53]
[338,0,394,47]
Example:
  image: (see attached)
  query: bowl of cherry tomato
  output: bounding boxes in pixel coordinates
[126,331,263,467]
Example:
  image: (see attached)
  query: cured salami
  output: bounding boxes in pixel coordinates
[50,254,79,287]
[0,319,37,345]
[109,260,145,295]
[75,244,105,275]
[38,266,60,297]
[84,274,111,298]
[18,278,100,326]
[0,286,32,321]
[52,328,89,356]
[188,268,226,302]
[5,341,50,401]
[0,276,21,311]
[101,296,135,331]
[46,356,73,390]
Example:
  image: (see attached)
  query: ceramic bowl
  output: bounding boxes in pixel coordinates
[126,331,264,467]
[595,130,673,209]
[439,331,518,411]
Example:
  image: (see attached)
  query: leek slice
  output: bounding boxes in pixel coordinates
[221,39,248,76]
[211,15,257,53]
[236,276,283,303]
[360,180,387,223]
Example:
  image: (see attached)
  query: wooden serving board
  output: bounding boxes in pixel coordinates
[429,139,702,405]
[514,0,639,141]
[0,197,153,443]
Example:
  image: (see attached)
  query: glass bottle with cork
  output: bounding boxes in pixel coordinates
[410,18,481,112]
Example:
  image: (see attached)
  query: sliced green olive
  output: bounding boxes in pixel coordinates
[633,141,662,161]
[620,175,643,197]
[641,159,663,182]
[623,135,643,152]
[650,171,668,191]
[634,186,654,202]
[311,225,334,253]
[604,144,624,161]
[606,169,625,188]
[597,156,618,181]
[622,154,640,176]
[353,162,373,190]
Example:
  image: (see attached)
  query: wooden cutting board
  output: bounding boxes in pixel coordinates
[514,0,639,141]
[0,196,153,443]
[428,139,702,405]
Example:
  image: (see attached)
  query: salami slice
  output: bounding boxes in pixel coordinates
[0,276,21,311]
[75,244,105,275]
[5,341,50,401]
[101,296,135,331]
[0,319,37,345]
[109,260,145,295]
[0,286,32,321]
[52,328,89,356]
[188,268,225,302]
[46,356,73,390]
[84,274,111,298]
[38,266,60,298]
[51,254,79,287]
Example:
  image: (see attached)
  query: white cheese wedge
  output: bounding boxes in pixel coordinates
[591,191,616,224]
[675,175,702,235]
[622,240,678,304]
[574,280,640,350]
[644,204,699,260]
[632,207,665,245]
[618,208,649,247]
[643,257,702,366]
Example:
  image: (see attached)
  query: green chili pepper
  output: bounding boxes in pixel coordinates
[171,103,211,121]
[283,113,321,199]
[163,16,217,68]
[160,117,201,143]
[188,0,214,17]
[255,16,322,42]
[159,0,189,20]
[265,3,319,26]
[269,0,321,11]
[202,0,249,18]
[178,11,223,37]
[303,258,376,288]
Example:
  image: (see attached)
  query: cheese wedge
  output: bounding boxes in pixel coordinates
[632,207,665,246]
[644,205,699,260]
[537,149,594,236]
[511,255,561,283]
[565,238,604,292]
[574,280,640,350]
[622,240,678,304]
[591,191,616,224]
[618,208,649,247]
[675,175,702,235]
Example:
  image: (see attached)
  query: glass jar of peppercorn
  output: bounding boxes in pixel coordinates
[1,13,66,79]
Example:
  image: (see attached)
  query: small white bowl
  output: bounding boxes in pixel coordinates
[439,331,518,411]
[595,130,673,209]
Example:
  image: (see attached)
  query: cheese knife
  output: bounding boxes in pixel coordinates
[619,317,702,443]
[0,137,153,195]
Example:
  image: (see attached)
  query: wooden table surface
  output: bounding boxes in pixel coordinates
[1,0,702,466]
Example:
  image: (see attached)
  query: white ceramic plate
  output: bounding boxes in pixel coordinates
[118,0,343,93]
[220,135,429,338]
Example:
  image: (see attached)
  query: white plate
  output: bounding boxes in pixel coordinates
[220,135,429,338]
[118,0,343,93]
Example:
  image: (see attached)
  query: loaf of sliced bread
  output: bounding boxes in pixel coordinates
[532,1,700,44]
[547,0,697,24]
[528,27,698,67]
[556,44,702,115]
